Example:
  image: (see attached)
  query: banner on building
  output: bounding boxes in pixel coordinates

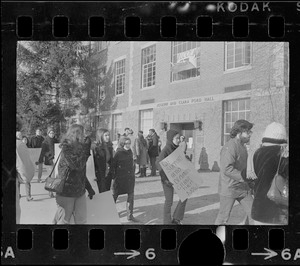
[159,146,204,202]
[171,48,198,73]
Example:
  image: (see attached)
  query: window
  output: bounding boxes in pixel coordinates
[95,41,109,52]
[114,59,126,95]
[140,109,153,136]
[225,42,251,70]
[141,45,156,88]
[223,98,251,144]
[112,114,122,141]
[171,42,201,82]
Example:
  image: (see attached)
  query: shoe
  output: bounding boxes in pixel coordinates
[37,179,41,183]
[127,215,140,223]
[26,197,33,201]
[172,219,182,225]
[49,192,55,198]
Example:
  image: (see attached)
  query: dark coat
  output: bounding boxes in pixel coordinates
[218,137,250,198]
[30,135,44,148]
[57,140,91,198]
[251,145,288,224]
[92,142,114,181]
[133,136,148,166]
[111,147,135,195]
[157,140,179,183]
[147,132,159,157]
[38,136,58,165]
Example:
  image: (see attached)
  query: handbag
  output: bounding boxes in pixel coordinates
[44,151,64,193]
[267,150,288,207]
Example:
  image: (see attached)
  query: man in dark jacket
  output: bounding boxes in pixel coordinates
[30,128,44,148]
[147,129,159,176]
[215,120,254,225]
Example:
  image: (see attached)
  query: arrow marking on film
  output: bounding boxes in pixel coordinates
[251,248,278,260]
[114,250,140,259]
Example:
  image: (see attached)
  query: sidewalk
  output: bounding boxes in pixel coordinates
[19,171,247,225]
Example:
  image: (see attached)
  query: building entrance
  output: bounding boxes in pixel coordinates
[170,122,194,162]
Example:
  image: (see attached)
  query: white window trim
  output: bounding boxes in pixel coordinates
[141,45,156,89]
[114,58,126,96]
[170,75,200,85]
[224,42,252,72]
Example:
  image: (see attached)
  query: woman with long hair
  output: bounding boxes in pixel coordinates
[111,136,138,222]
[54,124,91,224]
[92,128,114,193]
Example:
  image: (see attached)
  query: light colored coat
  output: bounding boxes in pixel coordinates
[16,139,35,182]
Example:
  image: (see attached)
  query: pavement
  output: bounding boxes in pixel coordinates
[19,169,247,225]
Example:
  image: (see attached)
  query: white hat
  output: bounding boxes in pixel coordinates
[262,122,287,143]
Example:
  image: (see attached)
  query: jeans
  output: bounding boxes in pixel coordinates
[214,192,254,225]
[37,163,43,180]
[162,182,187,224]
[55,193,87,224]
[149,156,157,175]
[18,179,31,199]
[113,192,134,218]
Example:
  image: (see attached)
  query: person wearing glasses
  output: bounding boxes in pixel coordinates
[215,119,255,225]
[111,136,139,222]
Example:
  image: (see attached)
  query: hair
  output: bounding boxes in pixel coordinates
[96,128,110,145]
[124,127,130,131]
[230,120,254,138]
[22,136,29,142]
[61,124,85,143]
[138,130,143,134]
[149,128,155,133]
[118,136,131,148]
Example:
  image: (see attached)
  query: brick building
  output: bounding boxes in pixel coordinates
[90,41,289,170]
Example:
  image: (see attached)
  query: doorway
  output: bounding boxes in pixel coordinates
[170,122,194,161]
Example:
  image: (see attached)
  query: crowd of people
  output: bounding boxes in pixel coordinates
[16,118,289,225]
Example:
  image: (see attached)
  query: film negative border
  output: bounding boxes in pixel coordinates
[2,1,300,265]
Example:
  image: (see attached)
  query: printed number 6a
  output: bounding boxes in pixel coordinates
[146,248,156,260]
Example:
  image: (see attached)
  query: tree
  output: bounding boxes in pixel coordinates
[17,41,104,137]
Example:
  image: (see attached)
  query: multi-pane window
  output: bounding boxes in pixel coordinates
[140,109,153,136]
[223,98,251,144]
[171,42,201,82]
[112,114,122,141]
[115,59,126,95]
[225,42,251,70]
[95,41,109,52]
[141,45,156,88]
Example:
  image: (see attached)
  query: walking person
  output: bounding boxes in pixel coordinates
[133,131,148,177]
[92,128,114,193]
[16,130,35,202]
[37,127,58,198]
[157,129,187,225]
[53,124,91,224]
[215,120,254,225]
[248,122,289,225]
[111,136,139,222]
[147,129,159,176]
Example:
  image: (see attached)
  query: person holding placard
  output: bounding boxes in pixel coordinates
[54,124,91,224]
[157,129,187,225]
[92,128,114,193]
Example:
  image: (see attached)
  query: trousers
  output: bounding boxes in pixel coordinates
[214,192,254,225]
[113,192,134,218]
[55,193,87,224]
[162,182,187,224]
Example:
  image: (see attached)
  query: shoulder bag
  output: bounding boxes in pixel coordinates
[267,150,288,207]
[44,151,64,193]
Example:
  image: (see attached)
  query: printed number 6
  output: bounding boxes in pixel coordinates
[145,248,156,260]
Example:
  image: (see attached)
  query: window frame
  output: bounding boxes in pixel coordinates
[170,42,201,83]
[141,44,156,89]
[112,113,122,141]
[222,98,251,145]
[224,42,252,72]
[114,58,126,96]
[139,109,153,136]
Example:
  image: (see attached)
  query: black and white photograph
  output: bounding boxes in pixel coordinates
[16,40,289,226]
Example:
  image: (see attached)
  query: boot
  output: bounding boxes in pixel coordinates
[126,201,139,222]
[139,167,146,177]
